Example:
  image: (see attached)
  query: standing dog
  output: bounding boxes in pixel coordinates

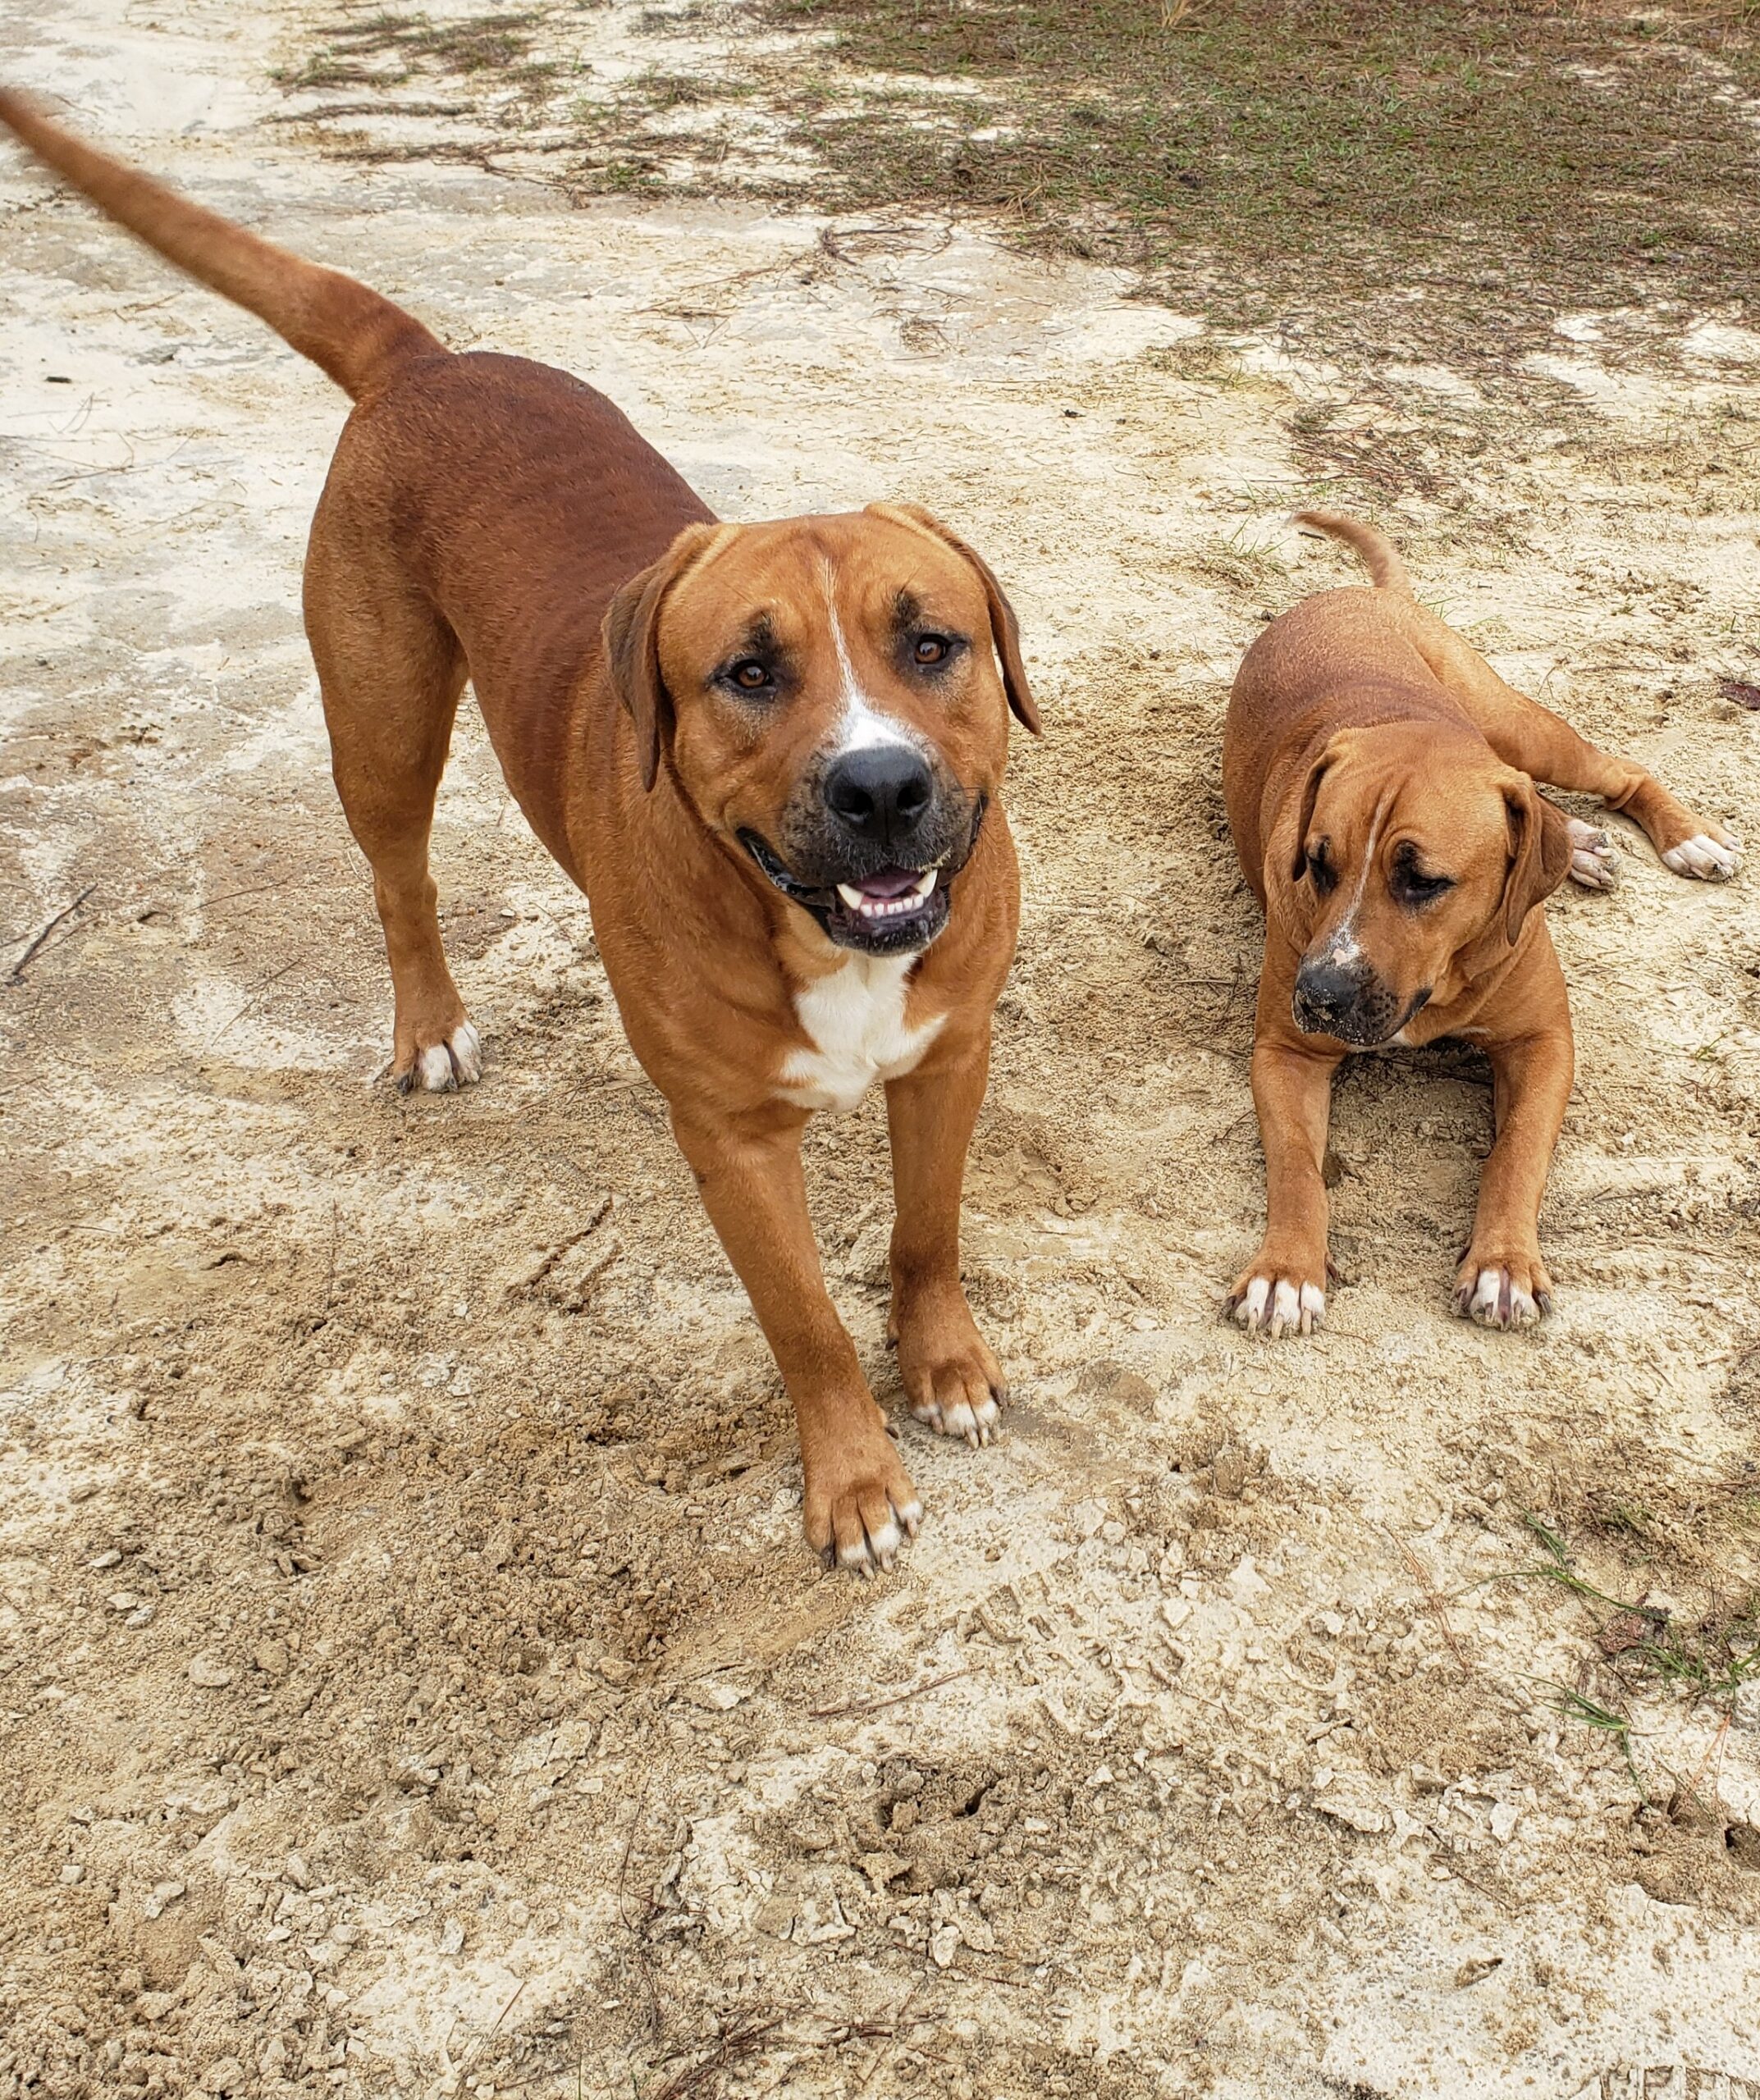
[1223,512,1739,1336]
[0,93,1041,1571]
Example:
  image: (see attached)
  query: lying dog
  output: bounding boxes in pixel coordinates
[1223,511,1740,1336]
[0,92,1041,1570]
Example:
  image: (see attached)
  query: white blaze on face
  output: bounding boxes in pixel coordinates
[819,559,924,758]
[1319,804,1383,966]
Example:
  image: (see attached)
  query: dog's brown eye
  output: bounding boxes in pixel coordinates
[730,660,771,692]
[1305,844,1337,894]
[913,635,949,666]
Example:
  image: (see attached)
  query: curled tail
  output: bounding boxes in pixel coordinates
[0,89,444,399]
[1293,509,1410,596]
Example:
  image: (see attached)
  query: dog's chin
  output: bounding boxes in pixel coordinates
[821,883,949,956]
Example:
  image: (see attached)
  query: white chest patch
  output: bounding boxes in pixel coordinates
[776,954,944,1114]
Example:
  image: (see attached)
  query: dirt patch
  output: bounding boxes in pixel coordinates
[2,2,1760,2097]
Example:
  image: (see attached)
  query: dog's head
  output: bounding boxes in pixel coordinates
[1269,723,1573,1046]
[602,503,1037,956]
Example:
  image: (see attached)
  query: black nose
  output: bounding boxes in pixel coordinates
[1292,957,1365,1026]
[822,745,933,847]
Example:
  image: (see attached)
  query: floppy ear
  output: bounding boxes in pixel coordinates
[866,501,1040,734]
[1288,746,1332,884]
[1274,732,1351,890]
[601,521,724,792]
[1499,777,1574,944]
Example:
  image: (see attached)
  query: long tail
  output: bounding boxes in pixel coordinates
[1293,509,1410,596]
[0,88,444,399]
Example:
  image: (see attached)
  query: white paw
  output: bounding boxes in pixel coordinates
[1229,1274,1325,1338]
[1566,818,1617,891]
[911,1391,1001,1448]
[1662,833,1741,880]
[448,1020,482,1083]
[1455,1267,1547,1331]
[409,1021,482,1093]
[830,1492,922,1576]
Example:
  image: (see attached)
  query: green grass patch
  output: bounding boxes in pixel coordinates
[277,2,1760,368]
[1494,1510,1760,1709]
[742,0,1760,345]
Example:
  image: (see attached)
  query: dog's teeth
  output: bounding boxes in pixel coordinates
[910,870,936,899]
[836,883,865,909]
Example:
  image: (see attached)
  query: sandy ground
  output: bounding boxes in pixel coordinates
[3,3,1760,2097]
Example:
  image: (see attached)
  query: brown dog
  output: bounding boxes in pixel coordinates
[0,93,1042,1571]
[1223,511,1740,1336]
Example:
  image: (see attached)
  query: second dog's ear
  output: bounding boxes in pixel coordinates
[866,502,1040,734]
[1498,776,1574,944]
[1283,733,1353,885]
[602,521,725,792]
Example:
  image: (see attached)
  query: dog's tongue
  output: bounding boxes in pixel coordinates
[853,866,921,900]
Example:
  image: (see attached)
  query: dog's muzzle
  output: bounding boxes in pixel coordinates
[739,791,988,957]
[1292,955,1429,1047]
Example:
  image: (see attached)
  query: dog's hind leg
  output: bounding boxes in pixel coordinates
[305,528,478,1092]
[1396,603,1741,881]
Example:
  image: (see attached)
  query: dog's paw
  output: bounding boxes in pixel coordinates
[894,1292,1006,1449]
[804,1434,923,1577]
[1227,1267,1325,1338]
[1566,818,1618,891]
[396,1020,482,1094]
[1662,829,1741,881]
[1452,1254,1552,1331]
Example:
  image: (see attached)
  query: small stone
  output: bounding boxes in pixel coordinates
[684,1678,746,1712]
[90,1550,123,1570]
[108,1592,141,1613]
[1099,1520,1127,1545]
[1314,1787,1388,1835]
[285,1853,313,1889]
[438,1917,465,1956]
[930,1924,962,1969]
[253,1640,290,1679]
[1455,1956,1502,1988]
[754,1896,794,1938]
[861,1851,908,1893]
[188,1654,235,1689]
[59,1862,84,1885]
[125,1605,156,1629]
[598,1658,634,1686]
[1069,1501,1106,1541]
[1159,1597,1192,1631]
[202,2057,248,2095]
[506,1901,530,1929]
[141,1881,186,1920]
[1086,1764,1114,1788]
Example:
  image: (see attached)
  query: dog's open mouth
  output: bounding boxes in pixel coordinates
[833,866,938,922]
[738,833,950,954]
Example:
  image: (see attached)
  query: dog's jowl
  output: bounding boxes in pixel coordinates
[0,90,1041,1573]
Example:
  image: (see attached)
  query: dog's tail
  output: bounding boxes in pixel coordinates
[1293,509,1410,596]
[0,89,444,400]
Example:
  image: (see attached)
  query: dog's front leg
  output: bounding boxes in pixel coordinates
[1229,1029,1342,1338]
[672,1110,921,1573]
[885,1031,1007,1449]
[1455,1016,1574,1331]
